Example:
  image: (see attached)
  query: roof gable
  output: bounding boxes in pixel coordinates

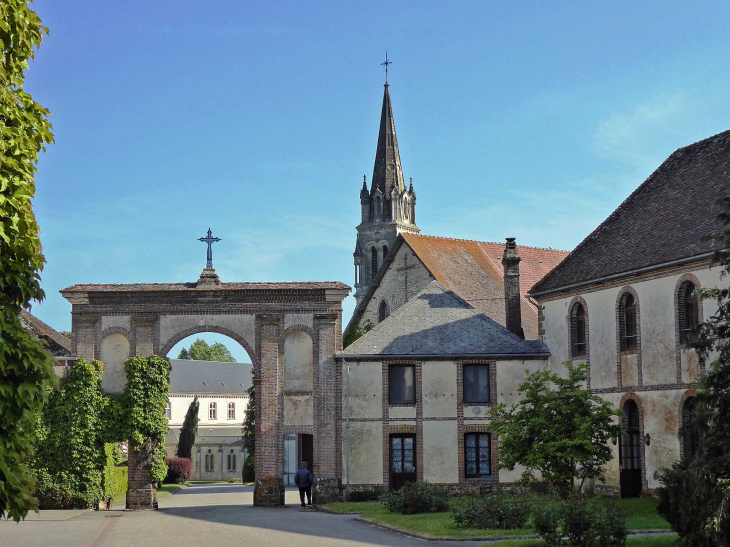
[531,130,730,295]
[341,282,548,358]
[19,310,72,356]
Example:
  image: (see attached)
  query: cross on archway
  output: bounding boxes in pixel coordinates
[198,228,221,269]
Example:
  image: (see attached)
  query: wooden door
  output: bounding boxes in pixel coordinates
[390,435,416,491]
[620,401,642,498]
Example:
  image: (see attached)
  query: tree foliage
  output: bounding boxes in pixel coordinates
[177,338,235,362]
[0,0,56,521]
[489,361,622,498]
[656,197,730,546]
[242,368,255,482]
[176,397,199,459]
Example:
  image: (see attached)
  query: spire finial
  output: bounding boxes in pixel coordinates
[363,174,367,188]
[409,177,413,191]
[381,51,392,86]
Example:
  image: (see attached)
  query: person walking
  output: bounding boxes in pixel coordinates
[294,461,313,508]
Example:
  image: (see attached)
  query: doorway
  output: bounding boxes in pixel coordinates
[619,400,642,498]
[283,433,314,486]
[389,434,416,491]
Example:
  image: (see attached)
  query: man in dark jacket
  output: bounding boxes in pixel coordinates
[294,461,313,508]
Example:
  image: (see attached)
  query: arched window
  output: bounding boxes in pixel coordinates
[205,449,214,472]
[619,293,637,350]
[382,245,389,262]
[682,397,701,458]
[570,302,586,358]
[227,449,237,471]
[371,247,378,280]
[678,281,699,344]
[379,300,390,323]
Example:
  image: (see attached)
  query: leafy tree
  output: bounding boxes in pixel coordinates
[489,361,622,498]
[0,0,56,521]
[656,197,730,546]
[177,339,235,362]
[343,316,374,348]
[176,397,199,459]
[241,369,255,482]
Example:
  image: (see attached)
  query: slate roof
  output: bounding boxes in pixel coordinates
[165,426,243,447]
[19,310,73,357]
[531,129,730,295]
[350,233,567,339]
[169,359,252,395]
[341,281,549,358]
[61,281,349,292]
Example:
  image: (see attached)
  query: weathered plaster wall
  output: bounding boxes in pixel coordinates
[422,362,457,418]
[284,395,314,426]
[342,422,383,484]
[284,331,313,392]
[158,314,255,354]
[389,406,416,419]
[101,315,131,332]
[360,245,434,327]
[100,333,130,394]
[284,313,313,329]
[344,362,382,419]
[423,421,458,483]
[496,359,546,406]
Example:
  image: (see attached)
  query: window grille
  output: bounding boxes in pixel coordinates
[465,433,491,477]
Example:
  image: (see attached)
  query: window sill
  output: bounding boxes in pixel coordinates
[389,403,416,408]
[463,401,492,407]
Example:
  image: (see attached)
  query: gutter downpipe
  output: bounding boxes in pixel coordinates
[343,359,351,495]
[529,252,715,299]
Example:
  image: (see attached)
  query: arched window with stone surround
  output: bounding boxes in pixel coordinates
[678,281,699,344]
[619,292,638,351]
[371,247,378,280]
[379,300,390,323]
[570,302,587,358]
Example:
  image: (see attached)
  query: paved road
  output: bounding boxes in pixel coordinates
[1,484,486,547]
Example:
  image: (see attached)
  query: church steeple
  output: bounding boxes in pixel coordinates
[370,84,406,201]
[353,72,420,306]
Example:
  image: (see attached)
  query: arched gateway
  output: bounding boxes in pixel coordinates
[61,269,350,509]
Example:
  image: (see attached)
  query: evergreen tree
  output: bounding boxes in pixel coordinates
[177,339,235,362]
[0,0,56,521]
[657,197,730,546]
[241,369,255,482]
[177,397,199,459]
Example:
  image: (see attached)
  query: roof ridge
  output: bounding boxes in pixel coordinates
[407,232,569,253]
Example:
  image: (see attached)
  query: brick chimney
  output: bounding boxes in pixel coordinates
[502,238,524,339]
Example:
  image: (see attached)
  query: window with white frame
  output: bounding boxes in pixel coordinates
[227,450,236,471]
[228,402,235,420]
[164,399,171,420]
[209,402,217,420]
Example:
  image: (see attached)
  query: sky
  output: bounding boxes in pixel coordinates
[26,1,730,363]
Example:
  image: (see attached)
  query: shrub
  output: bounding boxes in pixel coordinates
[591,499,627,546]
[346,489,382,502]
[164,458,192,484]
[111,467,128,503]
[531,500,562,546]
[382,481,449,515]
[562,499,595,546]
[452,493,530,530]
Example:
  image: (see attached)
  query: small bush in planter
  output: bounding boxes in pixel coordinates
[164,458,192,484]
[382,481,449,515]
[452,493,530,530]
[346,489,382,502]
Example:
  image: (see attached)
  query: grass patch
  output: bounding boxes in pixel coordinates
[484,535,678,547]
[157,483,187,500]
[322,496,670,540]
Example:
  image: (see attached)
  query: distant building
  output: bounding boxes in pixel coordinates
[164,359,250,481]
[19,309,75,375]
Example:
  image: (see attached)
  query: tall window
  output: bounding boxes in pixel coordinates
[227,450,236,471]
[463,364,489,404]
[382,245,389,261]
[571,302,587,358]
[619,293,637,350]
[371,247,378,280]
[228,402,235,420]
[389,365,415,404]
[379,300,390,322]
[682,397,701,458]
[164,400,171,420]
[465,433,491,477]
[205,450,214,472]
[678,281,699,344]
[209,402,217,420]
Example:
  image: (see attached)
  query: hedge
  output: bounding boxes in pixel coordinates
[164,458,192,484]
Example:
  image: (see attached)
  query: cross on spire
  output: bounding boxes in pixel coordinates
[198,228,221,269]
[381,51,392,85]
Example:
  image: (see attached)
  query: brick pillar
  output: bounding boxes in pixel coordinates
[312,314,341,504]
[132,314,156,356]
[126,439,158,510]
[254,315,284,506]
[73,314,98,361]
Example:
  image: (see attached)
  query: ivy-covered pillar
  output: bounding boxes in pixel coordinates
[126,440,158,510]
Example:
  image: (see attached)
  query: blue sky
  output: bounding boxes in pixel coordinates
[27,1,730,363]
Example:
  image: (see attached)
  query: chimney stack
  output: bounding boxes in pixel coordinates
[503,237,524,339]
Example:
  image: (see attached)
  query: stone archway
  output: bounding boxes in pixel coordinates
[62,273,349,509]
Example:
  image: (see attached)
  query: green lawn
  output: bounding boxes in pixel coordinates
[321,496,670,540]
[112,483,188,507]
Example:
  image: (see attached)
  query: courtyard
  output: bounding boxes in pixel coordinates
[0,484,485,547]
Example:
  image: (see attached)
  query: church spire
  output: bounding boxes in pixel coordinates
[370,82,406,199]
